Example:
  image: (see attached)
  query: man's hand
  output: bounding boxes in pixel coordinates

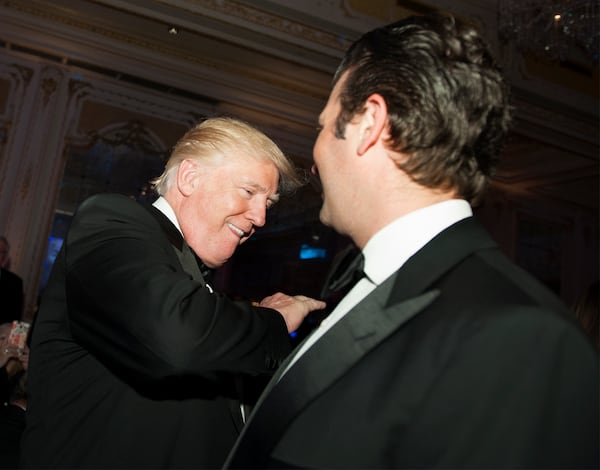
[259,293,326,333]
[0,343,19,368]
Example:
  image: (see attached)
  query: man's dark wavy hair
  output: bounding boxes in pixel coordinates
[333,13,512,205]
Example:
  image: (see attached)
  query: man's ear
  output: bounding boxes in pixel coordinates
[177,159,200,196]
[357,94,388,156]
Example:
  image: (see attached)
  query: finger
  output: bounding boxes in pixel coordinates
[308,299,327,310]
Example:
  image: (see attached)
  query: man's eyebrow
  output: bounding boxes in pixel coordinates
[245,181,279,204]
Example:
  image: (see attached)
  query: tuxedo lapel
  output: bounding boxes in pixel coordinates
[225,270,440,468]
[143,203,206,282]
[177,241,203,281]
[144,203,185,250]
[279,285,440,404]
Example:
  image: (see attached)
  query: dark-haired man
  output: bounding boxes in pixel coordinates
[225,14,598,469]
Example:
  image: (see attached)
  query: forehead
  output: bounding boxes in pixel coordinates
[216,152,277,175]
[207,152,279,190]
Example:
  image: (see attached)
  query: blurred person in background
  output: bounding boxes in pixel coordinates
[0,236,24,324]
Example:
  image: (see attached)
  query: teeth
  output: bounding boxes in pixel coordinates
[228,223,245,237]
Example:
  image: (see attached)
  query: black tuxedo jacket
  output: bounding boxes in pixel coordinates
[0,267,23,323]
[21,193,292,469]
[226,217,599,469]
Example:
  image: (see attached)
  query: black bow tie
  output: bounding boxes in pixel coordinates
[180,242,213,282]
[199,262,213,282]
[321,244,365,298]
[291,244,365,346]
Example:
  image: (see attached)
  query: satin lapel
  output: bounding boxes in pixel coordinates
[143,203,184,250]
[225,271,440,468]
[279,284,440,405]
[142,203,206,282]
[177,242,203,281]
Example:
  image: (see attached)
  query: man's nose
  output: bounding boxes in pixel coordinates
[248,201,267,227]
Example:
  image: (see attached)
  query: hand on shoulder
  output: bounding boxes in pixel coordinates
[259,293,326,333]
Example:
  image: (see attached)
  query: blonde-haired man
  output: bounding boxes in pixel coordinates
[22,117,325,469]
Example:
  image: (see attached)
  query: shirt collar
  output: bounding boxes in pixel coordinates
[152,196,182,235]
[362,199,472,285]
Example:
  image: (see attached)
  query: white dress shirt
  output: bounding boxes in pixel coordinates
[280,199,473,377]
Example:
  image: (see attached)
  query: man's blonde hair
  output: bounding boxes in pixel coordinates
[151,116,304,195]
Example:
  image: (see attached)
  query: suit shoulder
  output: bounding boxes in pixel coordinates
[76,193,156,221]
[431,250,585,341]
[70,194,160,240]
[78,193,140,212]
[473,249,569,314]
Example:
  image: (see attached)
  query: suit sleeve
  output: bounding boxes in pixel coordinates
[64,195,291,384]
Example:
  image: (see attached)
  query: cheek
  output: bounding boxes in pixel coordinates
[193,192,230,224]
[313,134,326,163]
[179,199,211,243]
[314,133,340,179]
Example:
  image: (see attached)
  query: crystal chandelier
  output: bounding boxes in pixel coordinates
[497,0,599,65]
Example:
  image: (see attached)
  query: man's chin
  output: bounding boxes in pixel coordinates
[319,208,332,227]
